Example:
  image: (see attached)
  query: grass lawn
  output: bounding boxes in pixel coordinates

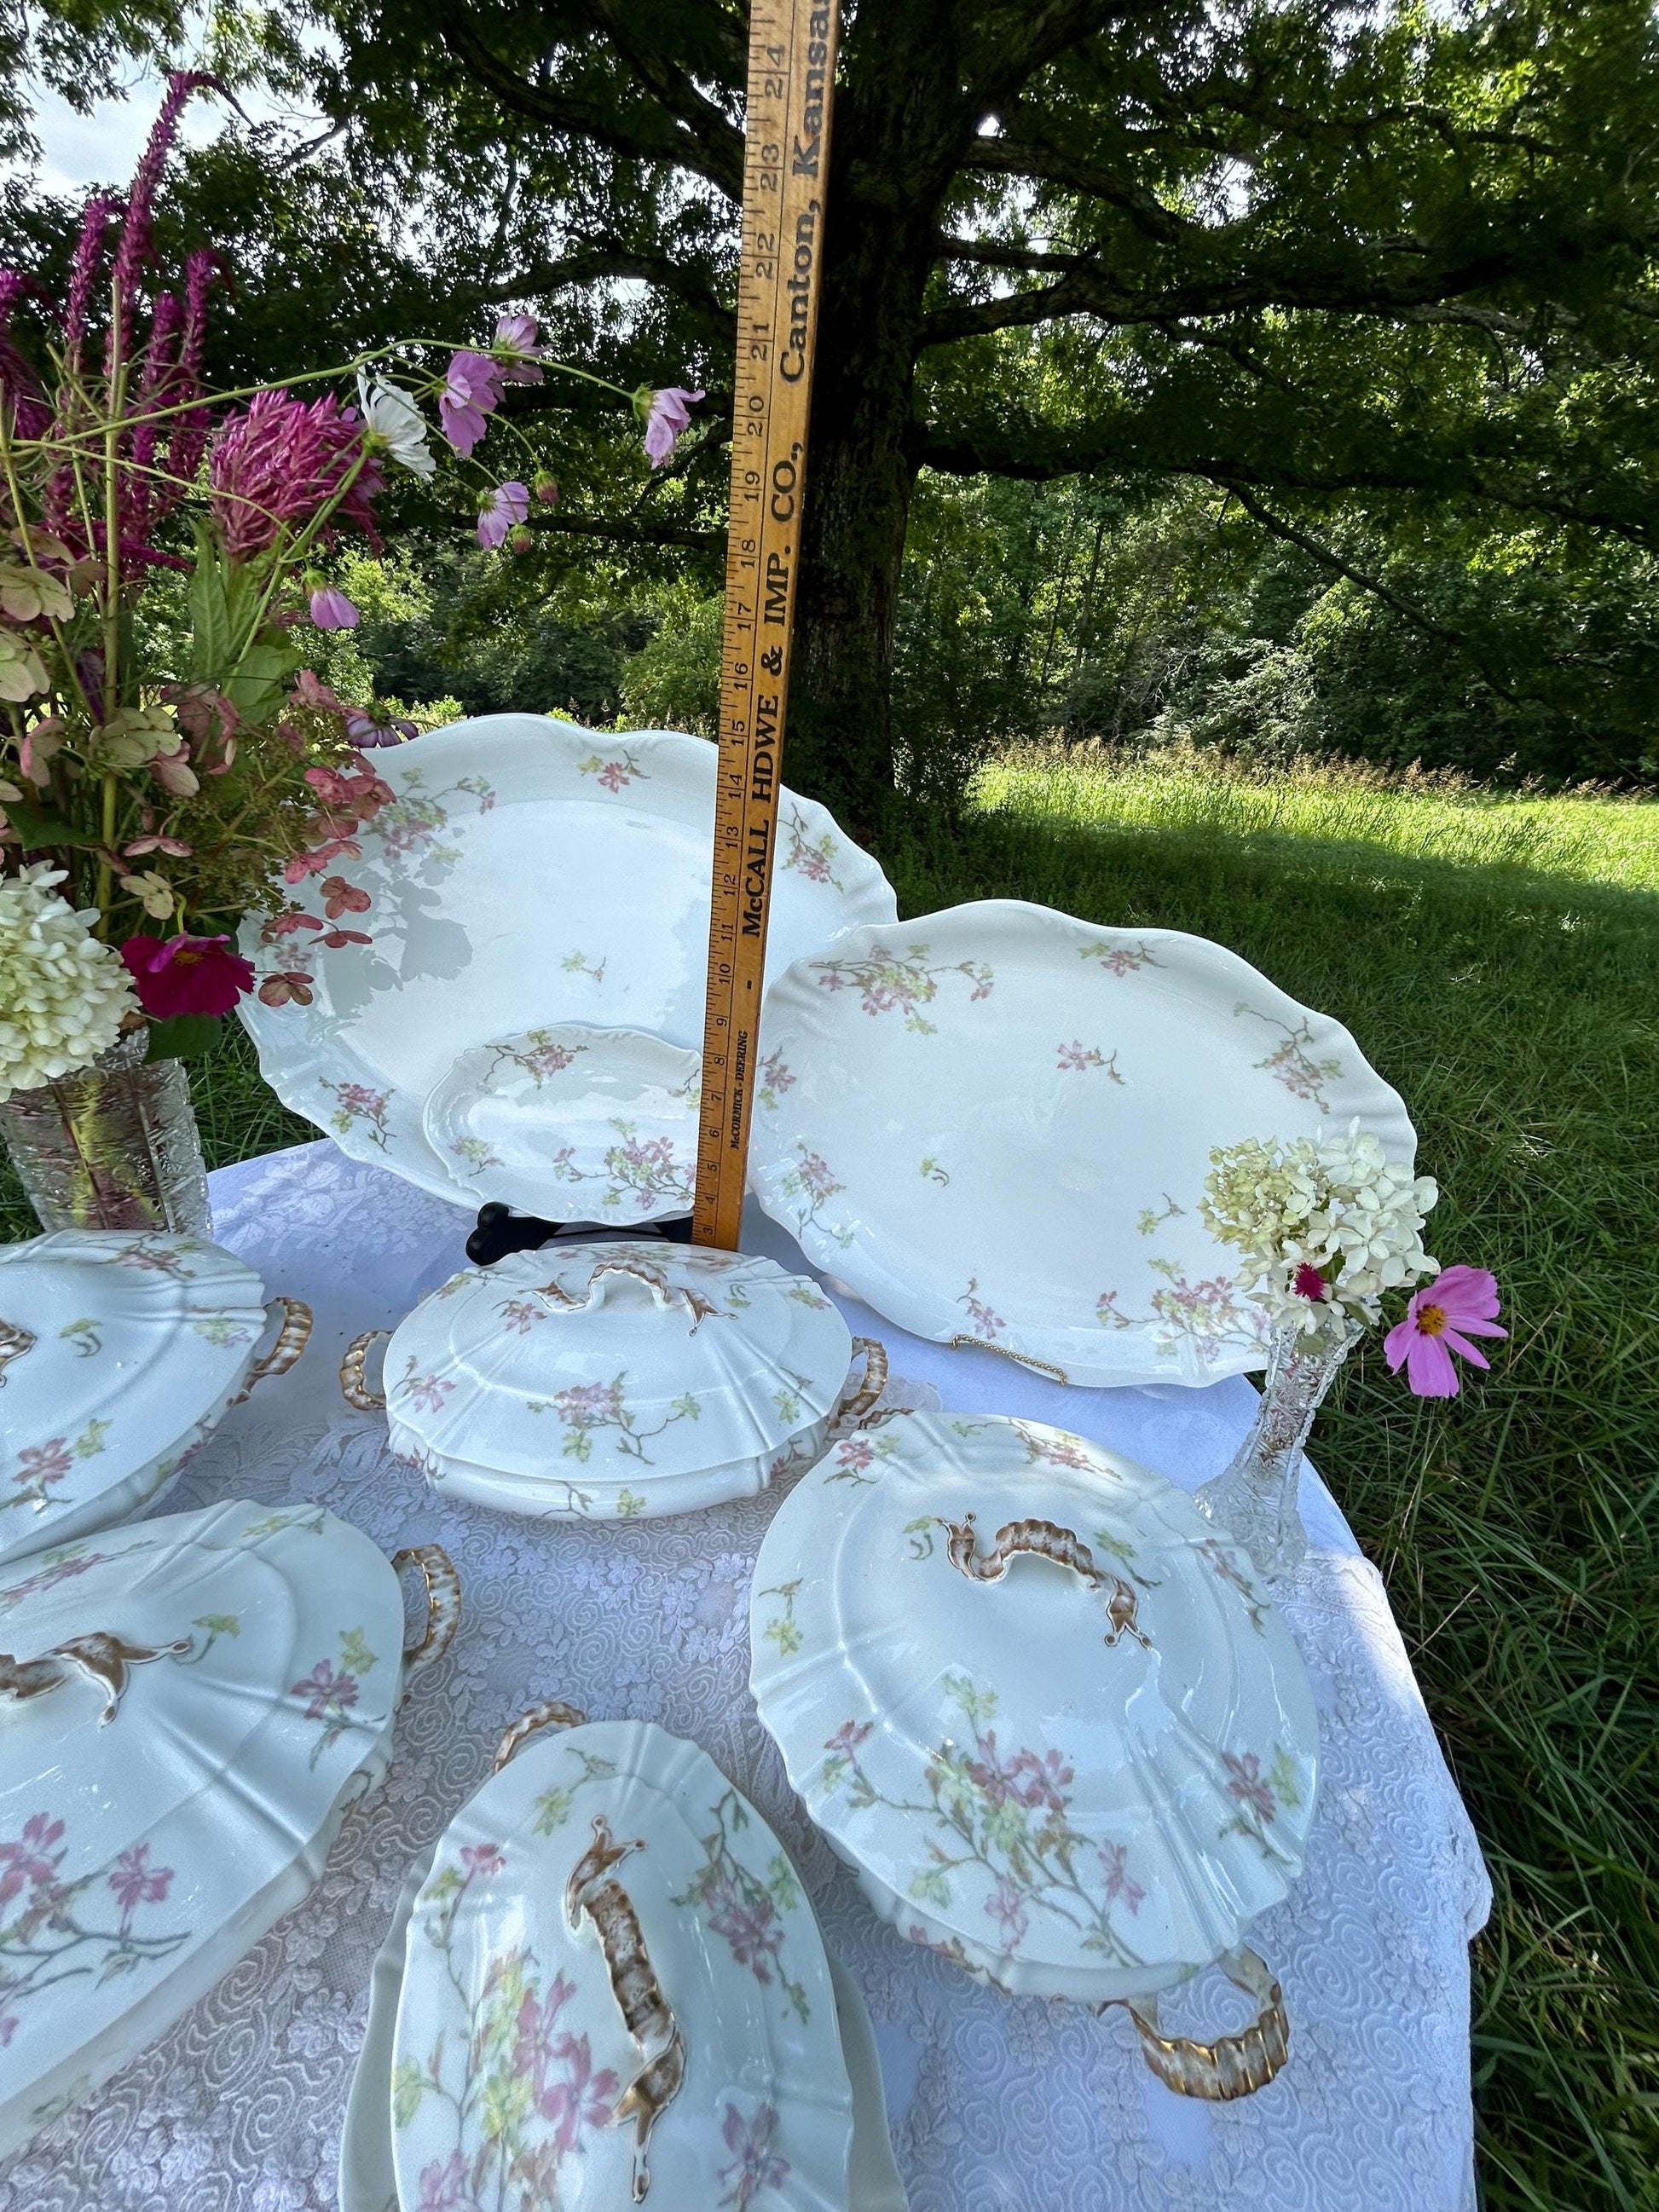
[3,743,1654,2207]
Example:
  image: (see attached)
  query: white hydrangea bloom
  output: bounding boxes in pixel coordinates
[1201,1121,1437,1336]
[0,864,139,1100]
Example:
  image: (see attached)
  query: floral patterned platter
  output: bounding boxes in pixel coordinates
[341,1240,887,1522]
[0,1231,310,1570]
[749,900,1415,1387]
[750,1411,1319,2099]
[388,1707,856,2210]
[422,1024,701,1222]
[0,1496,459,2157]
[237,716,897,1208]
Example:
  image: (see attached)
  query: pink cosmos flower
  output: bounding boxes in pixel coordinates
[642,384,704,466]
[121,933,255,1019]
[493,313,543,381]
[476,479,530,551]
[438,350,502,455]
[308,584,359,631]
[344,707,418,748]
[1384,1265,1506,1398]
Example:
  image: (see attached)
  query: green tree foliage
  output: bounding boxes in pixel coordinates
[8,0,1659,818]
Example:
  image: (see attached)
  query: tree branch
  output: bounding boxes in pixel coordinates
[536,511,723,549]
[441,14,740,195]
[484,243,733,342]
[961,135,1197,245]
[574,0,744,198]
[960,1,1140,118]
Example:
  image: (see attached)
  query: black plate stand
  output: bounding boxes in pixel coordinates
[465,1202,697,1268]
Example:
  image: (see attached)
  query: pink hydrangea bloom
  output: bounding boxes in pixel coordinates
[1384,1265,1506,1397]
[439,350,502,455]
[476,479,530,551]
[642,384,705,467]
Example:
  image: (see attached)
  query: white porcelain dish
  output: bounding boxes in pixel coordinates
[341,1240,885,1522]
[390,1707,855,2209]
[750,1411,1318,2099]
[0,1497,458,2157]
[422,1024,701,1222]
[0,1231,310,1568]
[237,716,897,1206]
[749,900,1416,1387]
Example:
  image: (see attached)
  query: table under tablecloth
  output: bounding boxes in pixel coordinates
[0,1139,1491,2212]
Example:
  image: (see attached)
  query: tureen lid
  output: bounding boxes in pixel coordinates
[0,1232,272,1566]
[378,1241,853,1515]
[0,1497,419,2157]
[391,1712,853,2209]
[750,1411,1319,2005]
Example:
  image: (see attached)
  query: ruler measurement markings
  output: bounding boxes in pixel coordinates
[694,0,838,1247]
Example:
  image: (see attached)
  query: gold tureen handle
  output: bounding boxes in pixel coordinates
[340,1327,390,1410]
[0,1317,38,1383]
[566,1815,686,2202]
[837,1335,889,1426]
[393,1545,461,1697]
[230,1297,313,1404]
[0,1631,193,1724]
[538,1256,717,1333]
[936,1511,1152,1650]
[1124,1946,1290,2099]
[493,1698,589,1771]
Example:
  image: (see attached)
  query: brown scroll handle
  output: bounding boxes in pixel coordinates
[340,1327,390,1411]
[0,1631,193,1724]
[1125,1946,1290,2100]
[836,1335,889,1427]
[539,1257,717,1333]
[494,1699,589,1772]
[939,1512,1152,1651]
[565,1815,686,2202]
[229,1297,313,1404]
[0,1318,37,1384]
[392,1545,460,1701]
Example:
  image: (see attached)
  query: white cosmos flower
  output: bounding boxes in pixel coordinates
[357,374,436,478]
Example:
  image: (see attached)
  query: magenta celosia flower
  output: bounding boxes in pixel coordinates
[308,584,359,630]
[642,385,704,466]
[120,933,256,1019]
[438,350,502,456]
[1384,1265,1506,1398]
[209,390,383,563]
[476,480,529,550]
[493,313,543,382]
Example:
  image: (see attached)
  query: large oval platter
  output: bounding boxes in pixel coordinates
[749,900,1414,1385]
[237,716,897,1206]
[749,1410,1318,2007]
[390,1717,854,2209]
[0,1232,275,1568]
[0,1497,415,2157]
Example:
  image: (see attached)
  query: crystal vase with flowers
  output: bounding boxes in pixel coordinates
[0,74,702,1233]
[1194,1124,1506,1579]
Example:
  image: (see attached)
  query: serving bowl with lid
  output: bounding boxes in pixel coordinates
[381,1702,857,2208]
[341,1240,887,1521]
[750,1409,1319,2099]
[0,1496,460,2155]
[0,1229,310,1568]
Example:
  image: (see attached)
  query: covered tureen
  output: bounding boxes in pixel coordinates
[383,1706,856,2208]
[0,1497,457,2154]
[750,1410,1319,2099]
[341,1240,886,1520]
[0,1230,310,1568]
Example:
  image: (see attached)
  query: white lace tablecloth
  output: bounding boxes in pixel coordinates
[0,1141,1491,2212]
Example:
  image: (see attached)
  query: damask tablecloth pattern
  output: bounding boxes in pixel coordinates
[0,1141,1491,2212]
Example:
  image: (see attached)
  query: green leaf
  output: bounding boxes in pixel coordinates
[145,1014,223,1063]
[224,636,304,726]
[3,800,102,849]
[390,2059,425,2128]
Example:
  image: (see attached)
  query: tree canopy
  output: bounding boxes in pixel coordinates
[8,0,1659,817]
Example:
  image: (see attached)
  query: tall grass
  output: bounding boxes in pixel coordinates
[898,746,1659,2210]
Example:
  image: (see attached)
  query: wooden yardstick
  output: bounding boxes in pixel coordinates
[691,0,840,1250]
